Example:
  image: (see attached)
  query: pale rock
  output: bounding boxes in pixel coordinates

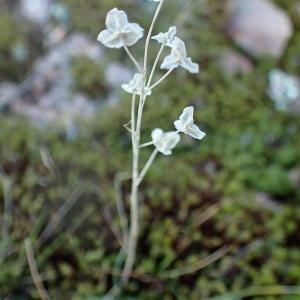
[105,63,132,88]
[219,49,253,76]
[226,0,293,58]
[20,0,51,24]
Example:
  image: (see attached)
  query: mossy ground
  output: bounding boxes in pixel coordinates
[1,0,300,299]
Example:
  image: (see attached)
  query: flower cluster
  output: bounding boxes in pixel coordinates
[98,8,199,74]
[97,6,205,157]
[152,106,206,155]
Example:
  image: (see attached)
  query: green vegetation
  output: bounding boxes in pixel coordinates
[1,0,300,299]
[0,6,41,82]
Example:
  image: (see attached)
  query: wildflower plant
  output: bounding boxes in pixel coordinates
[97,0,206,296]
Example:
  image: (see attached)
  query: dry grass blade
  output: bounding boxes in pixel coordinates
[194,203,222,227]
[24,238,50,300]
[159,245,229,279]
[39,186,83,246]
[204,285,300,300]
[0,173,13,263]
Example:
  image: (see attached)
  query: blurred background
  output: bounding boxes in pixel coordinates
[1,0,300,299]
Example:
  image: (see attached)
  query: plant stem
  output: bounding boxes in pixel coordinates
[149,69,173,90]
[123,45,144,74]
[137,149,158,185]
[147,45,164,87]
[119,0,165,289]
[131,94,137,146]
[121,90,147,286]
[139,141,154,148]
[144,0,165,76]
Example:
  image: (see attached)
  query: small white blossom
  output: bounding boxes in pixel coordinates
[122,73,151,96]
[149,0,160,2]
[161,37,199,74]
[174,106,206,140]
[97,8,144,48]
[151,128,180,155]
[152,26,177,47]
[268,69,300,110]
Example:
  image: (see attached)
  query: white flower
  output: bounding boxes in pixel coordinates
[174,106,206,140]
[121,73,151,96]
[152,26,177,47]
[268,69,300,110]
[161,37,199,74]
[149,0,160,2]
[151,128,180,155]
[97,8,144,48]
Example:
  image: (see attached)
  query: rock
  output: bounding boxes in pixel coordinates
[255,193,281,211]
[219,49,253,76]
[226,0,293,58]
[0,82,20,110]
[288,169,300,188]
[20,0,51,25]
[9,34,103,127]
[105,63,132,88]
[13,93,95,129]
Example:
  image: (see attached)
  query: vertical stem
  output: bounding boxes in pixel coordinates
[144,0,165,76]
[119,0,165,289]
[121,91,147,286]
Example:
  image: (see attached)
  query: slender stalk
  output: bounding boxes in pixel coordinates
[118,0,165,290]
[149,69,173,90]
[131,94,137,146]
[0,176,12,263]
[25,238,50,300]
[139,141,154,148]
[123,45,144,74]
[114,172,131,247]
[137,149,158,185]
[147,45,164,87]
[121,91,147,286]
[159,246,228,279]
[144,0,165,76]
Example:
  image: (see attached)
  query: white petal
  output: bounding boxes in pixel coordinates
[121,23,144,46]
[97,30,123,48]
[152,129,180,155]
[179,106,194,126]
[171,37,187,58]
[166,26,177,46]
[180,57,199,74]
[121,73,150,96]
[164,132,181,149]
[174,106,195,132]
[152,26,177,46]
[151,128,164,143]
[160,53,180,70]
[105,8,128,31]
[151,32,164,44]
[185,124,206,140]
[174,120,184,132]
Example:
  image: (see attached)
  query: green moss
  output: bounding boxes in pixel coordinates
[71,56,108,99]
[0,9,41,82]
[1,0,300,299]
